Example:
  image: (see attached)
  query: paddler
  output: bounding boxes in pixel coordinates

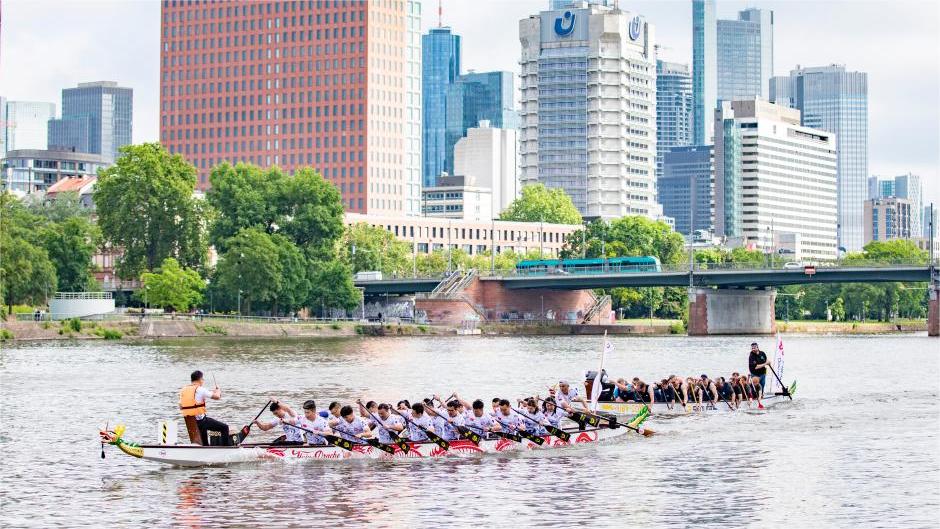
[179,370,231,445]
[552,380,589,411]
[518,398,548,436]
[541,397,568,427]
[298,400,332,445]
[463,399,500,436]
[333,405,373,443]
[404,402,437,442]
[715,377,735,407]
[358,400,404,445]
[494,399,525,433]
[253,398,305,445]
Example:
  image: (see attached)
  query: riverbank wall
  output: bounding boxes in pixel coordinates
[0,318,927,342]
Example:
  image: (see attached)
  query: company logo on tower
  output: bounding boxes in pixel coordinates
[628,15,642,40]
[554,11,576,36]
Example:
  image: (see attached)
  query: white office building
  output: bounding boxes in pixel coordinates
[519,3,659,220]
[452,121,518,215]
[715,100,838,260]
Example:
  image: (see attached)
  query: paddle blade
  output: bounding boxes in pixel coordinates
[236,425,251,444]
[639,427,655,437]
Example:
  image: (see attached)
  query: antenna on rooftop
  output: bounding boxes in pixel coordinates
[438,0,443,27]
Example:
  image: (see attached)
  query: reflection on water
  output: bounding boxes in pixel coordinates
[0,335,938,527]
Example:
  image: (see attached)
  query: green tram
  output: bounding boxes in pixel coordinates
[514,256,661,275]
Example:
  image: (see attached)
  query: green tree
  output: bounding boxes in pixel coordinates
[94,143,207,278]
[830,297,845,322]
[138,257,205,312]
[844,239,927,265]
[0,193,58,312]
[500,184,582,225]
[27,191,92,223]
[339,223,412,276]
[40,217,100,292]
[206,163,284,251]
[270,234,311,315]
[213,228,282,315]
[278,168,346,258]
[0,235,57,313]
[307,260,360,315]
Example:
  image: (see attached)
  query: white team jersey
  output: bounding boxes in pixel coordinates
[333,417,367,443]
[557,388,580,405]
[371,414,403,444]
[296,415,329,445]
[406,413,434,441]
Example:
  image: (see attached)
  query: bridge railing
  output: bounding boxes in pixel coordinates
[373,259,934,281]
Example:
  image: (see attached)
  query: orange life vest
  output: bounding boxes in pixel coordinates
[179,384,207,417]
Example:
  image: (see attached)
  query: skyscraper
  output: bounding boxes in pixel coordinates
[864,197,914,243]
[770,65,868,251]
[519,3,659,220]
[445,70,517,178]
[692,0,716,145]
[868,176,895,200]
[658,145,714,236]
[715,100,837,261]
[2,99,56,156]
[422,27,461,187]
[716,8,773,102]
[894,173,923,237]
[656,60,694,179]
[47,82,132,162]
[158,0,423,216]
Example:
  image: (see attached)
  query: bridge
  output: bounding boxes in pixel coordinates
[355,262,939,336]
[355,264,933,293]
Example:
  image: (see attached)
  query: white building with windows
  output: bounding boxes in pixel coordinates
[421,175,493,221]
[452,120,518,215]
[519,2,659,220]
[715,99,838,260]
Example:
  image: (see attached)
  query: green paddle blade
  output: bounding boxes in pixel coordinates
[788,380,797,397]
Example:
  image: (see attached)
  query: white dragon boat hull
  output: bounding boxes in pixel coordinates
[595,394,792,417]
[109,427,628,467]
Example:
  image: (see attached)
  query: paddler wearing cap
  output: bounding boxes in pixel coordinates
[550,379,589,411]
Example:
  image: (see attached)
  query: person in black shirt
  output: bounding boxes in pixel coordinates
[748,342,769,396]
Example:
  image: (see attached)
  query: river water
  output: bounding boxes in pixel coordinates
[1,334,938,528]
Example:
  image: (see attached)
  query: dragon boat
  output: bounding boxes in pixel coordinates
[100,422,635,467]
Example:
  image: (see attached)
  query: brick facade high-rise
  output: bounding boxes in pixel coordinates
[159,0,422,216]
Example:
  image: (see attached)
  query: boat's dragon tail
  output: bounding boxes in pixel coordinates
[99,424,144,459]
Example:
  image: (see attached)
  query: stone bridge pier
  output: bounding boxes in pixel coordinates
[688,287,777,336]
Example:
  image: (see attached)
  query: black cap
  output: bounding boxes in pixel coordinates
[751,342,758,346]
[700,374,708,379]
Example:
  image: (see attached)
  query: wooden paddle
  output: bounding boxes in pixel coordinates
[463,422,523,443]
[237,401,272,444]
[559,402,655,437]
[425,406,481,445]
[493,415,545,445]
[391,408,449,450]
[714,382,736,411]
[331,423,396,455]
[358,401,411,453]
[511,405,570,442]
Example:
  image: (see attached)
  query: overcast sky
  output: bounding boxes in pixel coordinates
[1,0,937,205]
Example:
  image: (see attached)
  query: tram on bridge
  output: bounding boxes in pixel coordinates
[515,256,661,276]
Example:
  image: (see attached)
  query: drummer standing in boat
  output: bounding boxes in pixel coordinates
[748,343,770,396]
[179,370,231,445]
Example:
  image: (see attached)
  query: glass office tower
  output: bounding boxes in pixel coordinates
[422,27,462,187]
[445,71,518,176]
[692,0,716,145]
[47,81,132,162]
[716,8,773,102]
[771,65,868,251]
[656,60,694,179]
